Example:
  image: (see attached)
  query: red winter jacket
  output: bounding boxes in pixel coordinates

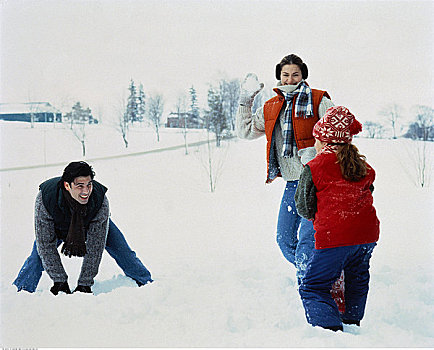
[308,152,380,249]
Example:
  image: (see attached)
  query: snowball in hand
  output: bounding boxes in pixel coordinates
[241,73,264,94]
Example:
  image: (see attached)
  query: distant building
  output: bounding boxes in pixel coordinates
[166,112,202,129]
[0,102,62,123]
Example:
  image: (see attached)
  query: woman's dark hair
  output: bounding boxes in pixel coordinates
[275,54,308,80]
[61,161,95,184]
[335,144,368,182]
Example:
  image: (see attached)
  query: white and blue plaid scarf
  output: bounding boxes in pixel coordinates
[282,81,314,157]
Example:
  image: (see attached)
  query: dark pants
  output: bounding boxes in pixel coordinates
[298,243,376,329]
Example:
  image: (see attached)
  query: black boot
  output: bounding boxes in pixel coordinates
[135,279,153,287]
[73,285,92,294]
[50,281,72,295]
[323,325,343,332]
[342,319,360,326]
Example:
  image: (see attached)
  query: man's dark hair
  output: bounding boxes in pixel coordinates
[61,161,95,185]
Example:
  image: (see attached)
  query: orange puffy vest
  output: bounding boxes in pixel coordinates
[263,88,330,183]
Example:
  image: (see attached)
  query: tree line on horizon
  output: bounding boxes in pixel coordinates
[363,104,433,142]
[50,79,434,159]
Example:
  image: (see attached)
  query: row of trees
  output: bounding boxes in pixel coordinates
[362,103,433,189]
[403,105,434,141]
[114,77,246,192]
[117,77,250,151]
[119,79,164,146]
[56,71,275,160]
[363,104,433,141]
[60,85,433,164]
[31,81,433,191]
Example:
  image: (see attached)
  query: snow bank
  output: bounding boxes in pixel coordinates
[1,122,433,347]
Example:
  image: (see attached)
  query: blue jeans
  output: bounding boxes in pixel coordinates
[276,181,315,282]
[298,243,376,329]
[13,219,153,292]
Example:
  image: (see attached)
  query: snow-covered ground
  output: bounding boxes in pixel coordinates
[1,121,433,347]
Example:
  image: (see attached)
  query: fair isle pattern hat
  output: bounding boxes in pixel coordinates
[313,106,363,143]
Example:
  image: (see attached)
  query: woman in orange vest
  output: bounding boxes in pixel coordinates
[236,54,334,283]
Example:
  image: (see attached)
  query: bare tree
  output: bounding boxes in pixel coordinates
[119,111,129,148]
[414,141,430,187]
[195,128,229,192]
[147,93,164,142]
[72,122,87,156]
[64,102,90,156]
[379,103,402,139]
[115,97,129,148]
[403,139,432,188]
[364,121,385,139]
[206,130,216,192]
[174,94,189,154]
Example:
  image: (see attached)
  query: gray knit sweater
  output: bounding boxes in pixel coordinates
[34,191,109,287]
[236,82,334,181]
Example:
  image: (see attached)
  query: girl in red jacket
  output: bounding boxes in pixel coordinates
[295,106,380,332]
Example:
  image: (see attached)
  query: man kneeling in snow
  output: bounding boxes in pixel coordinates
[34,161,109,295]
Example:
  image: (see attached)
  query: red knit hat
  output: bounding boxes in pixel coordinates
[313,106,362,143]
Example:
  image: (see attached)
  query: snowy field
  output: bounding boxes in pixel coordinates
[1,121,433,347]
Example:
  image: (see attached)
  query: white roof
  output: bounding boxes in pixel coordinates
[0,102,61,115]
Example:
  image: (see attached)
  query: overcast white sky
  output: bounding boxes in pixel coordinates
[1,0,433,125]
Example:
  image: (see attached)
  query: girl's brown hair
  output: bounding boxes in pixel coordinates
[335,143,368,181]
